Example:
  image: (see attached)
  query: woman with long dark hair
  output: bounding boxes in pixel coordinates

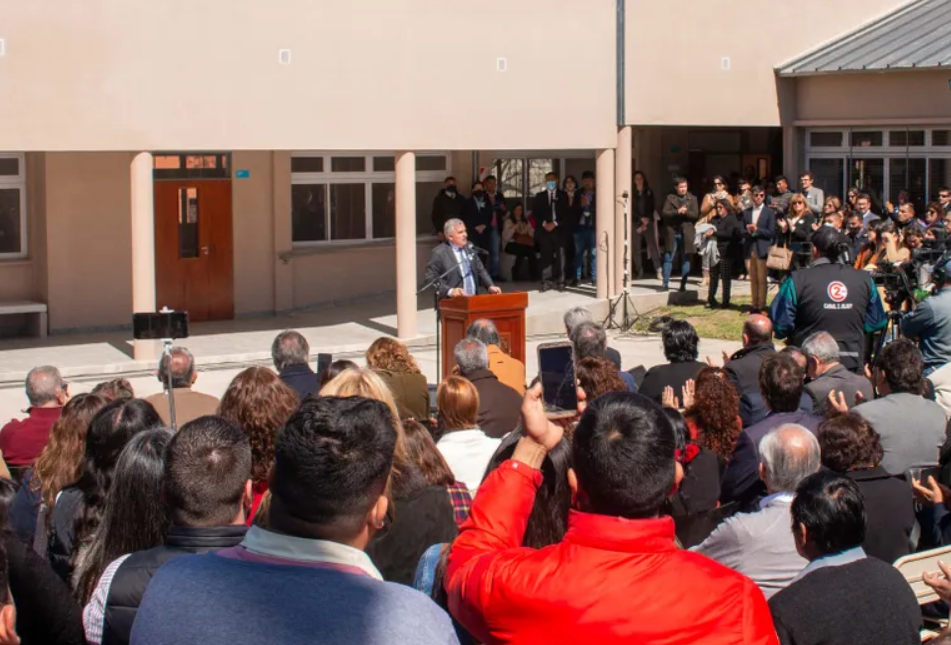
[75,428,173,609]
[10,393,108,550]
[704,198,743,309]
[402,418,471,526]
[318,358,359,389]
[632,171,661,280]
[218,367,299,525]
[47,398,161,583]
[663,407,722,547]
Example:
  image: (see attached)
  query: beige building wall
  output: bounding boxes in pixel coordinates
[0,0,616,152]
[794,71,951,123]
[44,152,134,330]
[625,0,905,126]
[231,151,276,315]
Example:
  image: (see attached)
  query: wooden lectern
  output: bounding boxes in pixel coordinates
[439,293,529,380]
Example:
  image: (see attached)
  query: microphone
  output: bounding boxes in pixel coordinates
[466,242,489,255]
[621,191,629,199]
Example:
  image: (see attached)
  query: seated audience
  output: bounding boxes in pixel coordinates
[563,306,622,369]
[569,322,637,392]
[217,367,299,524]
[129,397,458,645]
[10,393,108,550]
[90,379,135,402]
[403,419,472,526]
[723,315,779,427]
[638,320,705,403]
[768,471,922,645]
[47,399,162,583]
[435,376,501,495]
[721,354,821,507]
[801,332,873,415]
[83,416,251,645]
[74,428,173,607]
[665,408,721,521]
[466,319,526,394]
[846,339,946,475]
[453,339,521,439]
[445,387,777,644]
[576,357,628,400]
[683,367,742,467]
[143,348,219,428]
[694,425,819,598]
[366,337,430,421]
[318,358,359,389]
[321,368,457,584]
[2,515,86,645]
[817,413,915,563]
[271,330,320,400]
[0,366,68,478]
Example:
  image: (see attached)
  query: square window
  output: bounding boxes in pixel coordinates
[850,131,883,147]
[291,157,324,173]
[933,131,951,147]
[889,130,924,147]
[373,156,395,172]
[331,157,366,172]
[809,132,842,147]
[416,155,447,172]
[0,157,20,176]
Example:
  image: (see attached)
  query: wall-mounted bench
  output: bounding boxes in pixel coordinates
[0,301,48,338]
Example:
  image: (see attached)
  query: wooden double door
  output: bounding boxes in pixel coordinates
[154,180,234,322]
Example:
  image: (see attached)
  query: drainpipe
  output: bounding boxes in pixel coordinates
[616,0,625,126]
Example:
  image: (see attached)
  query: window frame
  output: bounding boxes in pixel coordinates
[290,151,451,247]
[0,153,27,260]
[804,127,951,205]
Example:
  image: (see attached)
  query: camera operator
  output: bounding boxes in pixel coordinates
[900,254,951,377]
[770,227,887,373]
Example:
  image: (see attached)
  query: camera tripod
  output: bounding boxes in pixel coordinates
[604,191,643,333]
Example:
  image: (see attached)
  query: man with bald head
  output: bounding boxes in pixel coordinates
[144,347,219,428]
[695,424,820,599]
[0,366,68,477]
[724,314,776,426]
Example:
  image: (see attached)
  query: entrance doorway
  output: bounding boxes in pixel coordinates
[153,172,234,322]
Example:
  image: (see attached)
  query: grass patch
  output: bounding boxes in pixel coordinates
[632,296,755,341]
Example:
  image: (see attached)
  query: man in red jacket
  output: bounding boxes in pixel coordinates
[446,386,778,645]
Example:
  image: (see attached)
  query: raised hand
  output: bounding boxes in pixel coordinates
[827,390,850,415]
[681,380,696,411]
[662,386,680,410]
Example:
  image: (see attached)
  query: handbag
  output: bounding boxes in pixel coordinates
[766,245,794,271]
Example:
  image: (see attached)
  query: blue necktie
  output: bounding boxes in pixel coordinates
[460,250,476,295]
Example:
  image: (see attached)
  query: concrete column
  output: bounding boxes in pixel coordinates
[614,127,632,296]
[782,125,801,179]
[395,152,418,339]
[130,152,158,361]
[272,152,294,313]
[595,148,615,300]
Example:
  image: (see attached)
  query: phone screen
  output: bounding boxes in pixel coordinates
[132,312,189,340]
[538,344,577,413]
[316,353,333,375]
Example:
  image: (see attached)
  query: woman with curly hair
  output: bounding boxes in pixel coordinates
[218,367,299,525]
[576,357,627,400]
[366,337,429,421]
[818,412,914,563]
[684,367,742,467]
[9,393,109,550]
[321,367,457,585]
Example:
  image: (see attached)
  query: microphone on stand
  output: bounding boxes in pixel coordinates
[466,242,490,255]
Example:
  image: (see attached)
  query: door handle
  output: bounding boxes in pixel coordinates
[201,246,210,256]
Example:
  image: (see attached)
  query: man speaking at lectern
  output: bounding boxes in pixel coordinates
[426,218,502,299]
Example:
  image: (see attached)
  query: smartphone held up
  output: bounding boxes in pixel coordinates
[537,341,578,419]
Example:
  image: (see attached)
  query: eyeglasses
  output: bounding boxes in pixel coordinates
[714,181,724,186]
[753,193,765,198]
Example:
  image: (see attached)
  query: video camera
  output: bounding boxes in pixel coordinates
[873,237,951,311]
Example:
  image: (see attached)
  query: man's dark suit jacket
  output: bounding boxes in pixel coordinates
[279,363,321,400]
[742,205,777,260]
[719,409,822,507]
[424,242,494,300]
[464,368,523,439]
[531,189,569,227]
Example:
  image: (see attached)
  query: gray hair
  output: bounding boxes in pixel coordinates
[158,347,197,390]
[466,319,500,347]
[271,330,310,371]
[758,424,821,493]
[454,338,489,375]
[570,321,607,360]
[25,366,65,406]
[443,218,465,238]
[563,306,594,333]
[801,331,840,366]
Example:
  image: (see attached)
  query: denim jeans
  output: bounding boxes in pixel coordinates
[489,226,500,278]
[574,228,596,279]
[662,231,691,286]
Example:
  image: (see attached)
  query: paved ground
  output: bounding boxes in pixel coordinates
[0,274,750,420]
